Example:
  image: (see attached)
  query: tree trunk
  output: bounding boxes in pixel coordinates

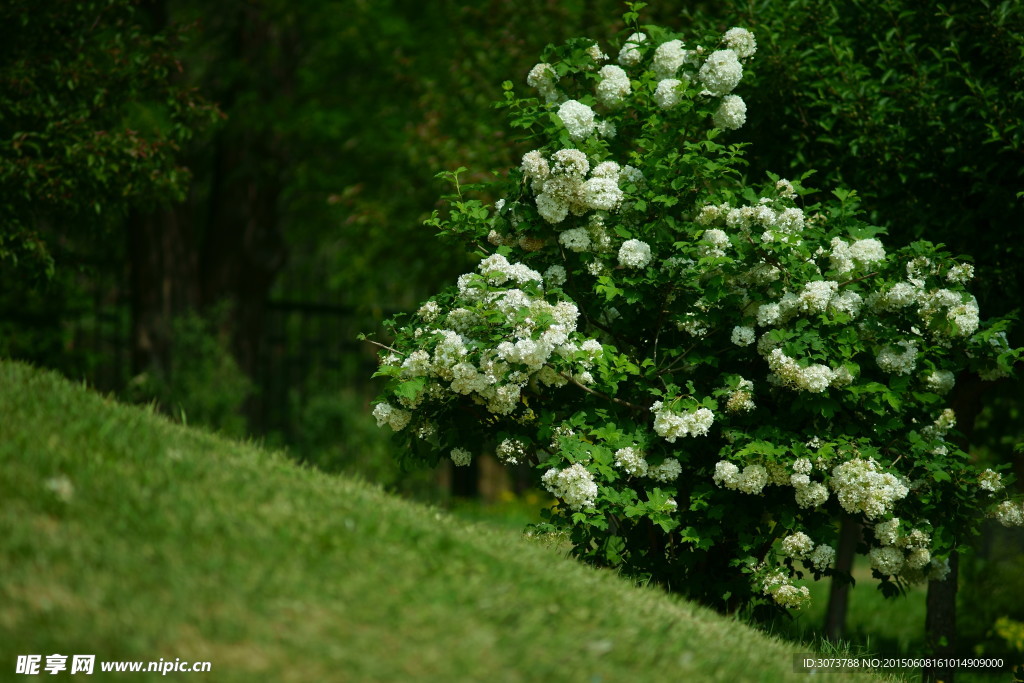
[824,515,861,641]
[923,551,959,683]
[127,205,199,376]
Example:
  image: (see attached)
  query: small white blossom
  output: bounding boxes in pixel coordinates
[722,27,757,58]
[615,447,648,476]
[654,79,683,109]
[557,100,596,140]
[618,239,652,269]
[698,49,743,96]
[618,32,647,67]
[450,447,472,467]
[731,325,755,346]
[712,94,746,130]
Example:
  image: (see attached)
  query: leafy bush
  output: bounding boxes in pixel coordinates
[128,307,252,437]
[367,7,1023,613]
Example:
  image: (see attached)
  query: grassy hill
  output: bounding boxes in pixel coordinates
[0,360,877,681]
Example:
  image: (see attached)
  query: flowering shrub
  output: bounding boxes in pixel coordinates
[367,8,1023,612]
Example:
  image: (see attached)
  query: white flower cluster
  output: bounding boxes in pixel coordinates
[766,348,847,393]
[497,438,527,464]
[992,500,1024,527]
[722,27,757,58]
[526,62,560,102]
[542,463,599,510]
[876,339,919,375]
[450,447,472,467]
[380,255,608,421]
[731,325,755,347]
[650,458,682,483]
[372,402,411,432]
[614,447,648,476]
[867,517,934,578]
[654,78,684,110]
[979,469,1003,493]
[697,197,805,246]
[698,49,743,96]
[522,148,625,224]
[809,544,836,571]
[618,32,647,67]
[725,378,756,413]
[652,39,694,79]
[699,228,730,258]
[596,65,631,108]
[713,461,769,495]
[557,99,597,141]
[829,237,887,274]
[712,94,747,130]
[651,402,715,442]
[761,568,811,609]
[618,239,652,269]
[781,532,814,560]
[924,369,956,394]
[830,458,909,519]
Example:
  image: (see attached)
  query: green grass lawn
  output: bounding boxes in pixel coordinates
[0,360,891,681]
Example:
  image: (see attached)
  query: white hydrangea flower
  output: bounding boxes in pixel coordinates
[722,27,757,58]
[849,238,886,265]
[586,42,608,62]
[450,447,472,467]
[521,150,550,182]
[582,176,623,211]
[874,518,901,546]
[757,302,781,327]
[543,265,567,287]
[653,39,688,79]
[559,227,592,252]
[496,438,527,464]
[618,32,647,67]
[651,402,714,442]
[770,584,811,609]
[618,239,652,269]
[615,447,648,476]
[372,402,412,432]
[712,94,746,130]
[714,462,769,495]
[794,481,829,508]
[596,65,631,107]
[699,228,730,258]
[793,458,813,475]
[924,369,956,394]
[535,193,567,224]
[650,458,682,483]
[653,79,683,109]
[799,280,839,313]
[869,546,905,576]
[809,544,836,571]
[831,290,863,318]
[876,340,918,375]
[698,49,743,96]
[551,148,590,177]
[596,120,617,138]
[946,263,974,284]
[620,164,644,187]
[992,500,1024,527]
[542,463,598,510]
[831,458,909,519]
[781,532,815,560]
[526,62,557,94]
[557,100,596,140]
[731,325,755,347]
[979,469,1003,493]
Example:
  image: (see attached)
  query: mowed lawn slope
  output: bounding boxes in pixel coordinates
[0,361,876,682]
